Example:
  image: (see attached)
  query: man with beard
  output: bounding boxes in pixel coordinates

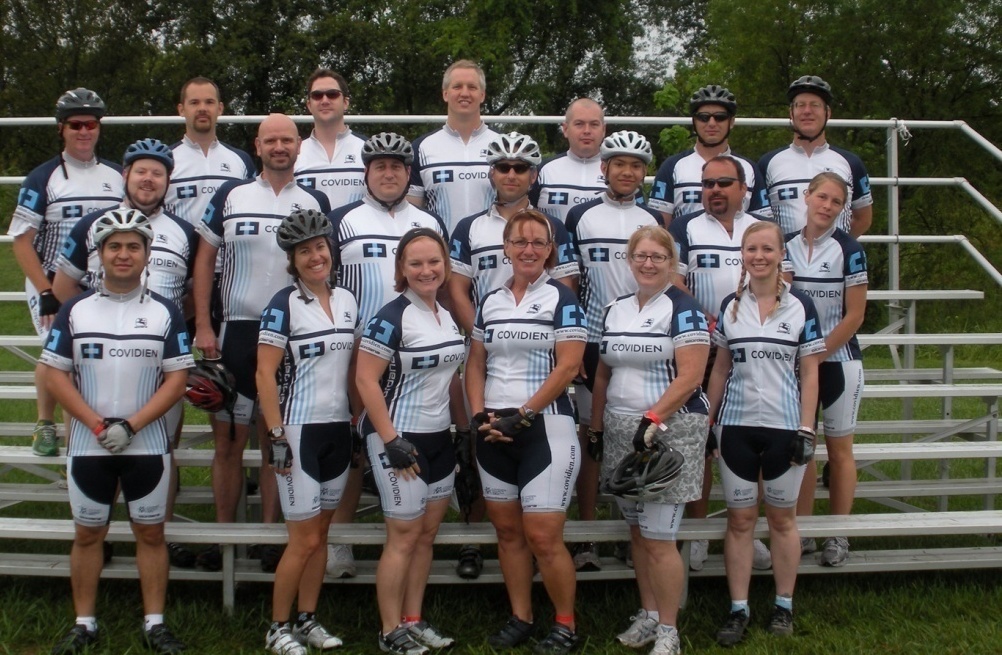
[294,68,367,211]
[649,86,767,224]
[192,114,330,573]
[759,76,872,236]
[668,155,772,574]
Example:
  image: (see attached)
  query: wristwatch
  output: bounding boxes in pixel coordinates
[520,406,536,421]
[268,426,286,440]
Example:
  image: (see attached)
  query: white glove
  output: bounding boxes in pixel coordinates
[97,419,134,454]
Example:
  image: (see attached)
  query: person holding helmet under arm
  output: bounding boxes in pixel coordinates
[258,209,359,655]
[466,209,586,654]
[590,225,710,655]
[53,138,200,568]
[564,130,663,572]
[327,132,448,579]
[759,76,873,237]
[649,85,767,224]
[448,131,578,580]
[42,209,193,655]
[9,87,123,458]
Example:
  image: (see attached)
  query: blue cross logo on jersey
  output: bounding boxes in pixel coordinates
[412,355,440,370]
[652,181,667,200]
[558,243,574,264]
[177,333,191,354]
[17,188,40,210]
[561,305,586,327]
[299,341,325,359]
[676,309,708,332]
[363,243,387,258]
[478,255,498,271]
[299,177,316,189]
[777,187,799,201]
[261,308,285,332]
[600,340,608,354]
[483,328,494,344]
[62,205,83,219]
[848,252,865,273]
[449,239,462,259]
[81,343,104,359]
[364,318,395,345]
[548,192,569,206]
[377,451,393,470]
[589,247,610,263]
[803,317,819,341]
[235,221,259,236]
[45,329,62,352]
[682,190,702,204]
[177,185,197,199]
[61,240,77,259]
[432,170,454,184]
[697,254,720,269]
[732,347,746,363]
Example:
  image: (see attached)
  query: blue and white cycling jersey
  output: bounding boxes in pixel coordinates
[648,148,767,221]
[294,129,367,211]
[713,283,826,430]
[330,195,448,327]
[473,273,587,416]
[532,151,605,223]
[785,225,867,362]
[408,123,498,233]
[8,154,124,273]
[449,205,578,311]
[669,209,767,320]
[565,194,663,342]
[258,284,360,425]
[165,136,255,226]
[599,285,710,415]
[197,176,331,321]
[57,204,197,310]
[360,289,465,434]
[759,142,872,235]
[40,286,193,456]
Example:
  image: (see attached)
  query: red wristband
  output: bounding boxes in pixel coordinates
[644,410,661,424]
[92,420,104,436]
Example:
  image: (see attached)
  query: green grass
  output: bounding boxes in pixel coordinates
[2,244,1002,653]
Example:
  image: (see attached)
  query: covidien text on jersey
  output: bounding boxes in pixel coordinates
[801,288,842,299]
[328,341,354,351]
[493,330,552,341]
[750,350,794,361]
[320,178,364,187]
[458,171,488,180]
[284,473,295,506]
[107,347,159,358]
[148,257,181,269]
[610,343,663,353]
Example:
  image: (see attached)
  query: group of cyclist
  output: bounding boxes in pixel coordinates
[10,60,871,655]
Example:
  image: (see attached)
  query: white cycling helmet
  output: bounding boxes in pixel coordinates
[486,132,542,166]
[600,130,653,164]
[91,208,154,247]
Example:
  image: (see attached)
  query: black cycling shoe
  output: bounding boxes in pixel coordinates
[487,616,535,649]
[455,544,483,580]
[533,623,580,654]
[144,624,186,654]
[257,544,284,573]
[195,544,222,572]
[167,542,196,568]
[51,625,97,655]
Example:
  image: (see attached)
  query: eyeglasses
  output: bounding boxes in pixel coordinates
[694,112,730,123]
[309,89,344,101]
[493,162,531,174]
[792,100,825,111]
[506,238,551,250]
[630,253,670,264]
[64,120,99,131]
[701,177,739,189]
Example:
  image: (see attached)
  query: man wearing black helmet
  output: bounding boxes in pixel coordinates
[53,138,200,568]
[649,85,768,224]
[8,87,124,458]
[192,113,330,573]
[42,208,193,655]
[759,76,873,236]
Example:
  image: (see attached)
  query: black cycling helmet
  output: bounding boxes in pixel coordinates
[362,132,414,166]
[56,87,106,122]
[276,209,332,252]
[123,138,174,175]
[605,442,685,502]
[787,75,834,105]
[184,360,238,414]
[690,85,737,115]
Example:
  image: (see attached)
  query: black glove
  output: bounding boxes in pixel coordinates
[586,428,604,461]
[454,428,474,469]
[269,438,293,470]
[470,411,490,437]
[491,407,533,438]
[453,428,480,521]
[632,412,660,452]
[38,289,61,317]
[97,418,134,454]
[705,426,718,458]
[350,422,362,469]
[385,436,418,469]
[790,427,816,466]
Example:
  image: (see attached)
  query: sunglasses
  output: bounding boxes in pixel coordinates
[64,120,100,131]
[309,89,344,101]
[493,162,532,174]
[694,112,731,123]
[701,177,739,189]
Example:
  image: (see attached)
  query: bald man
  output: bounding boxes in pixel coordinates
[191,113,331,572]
